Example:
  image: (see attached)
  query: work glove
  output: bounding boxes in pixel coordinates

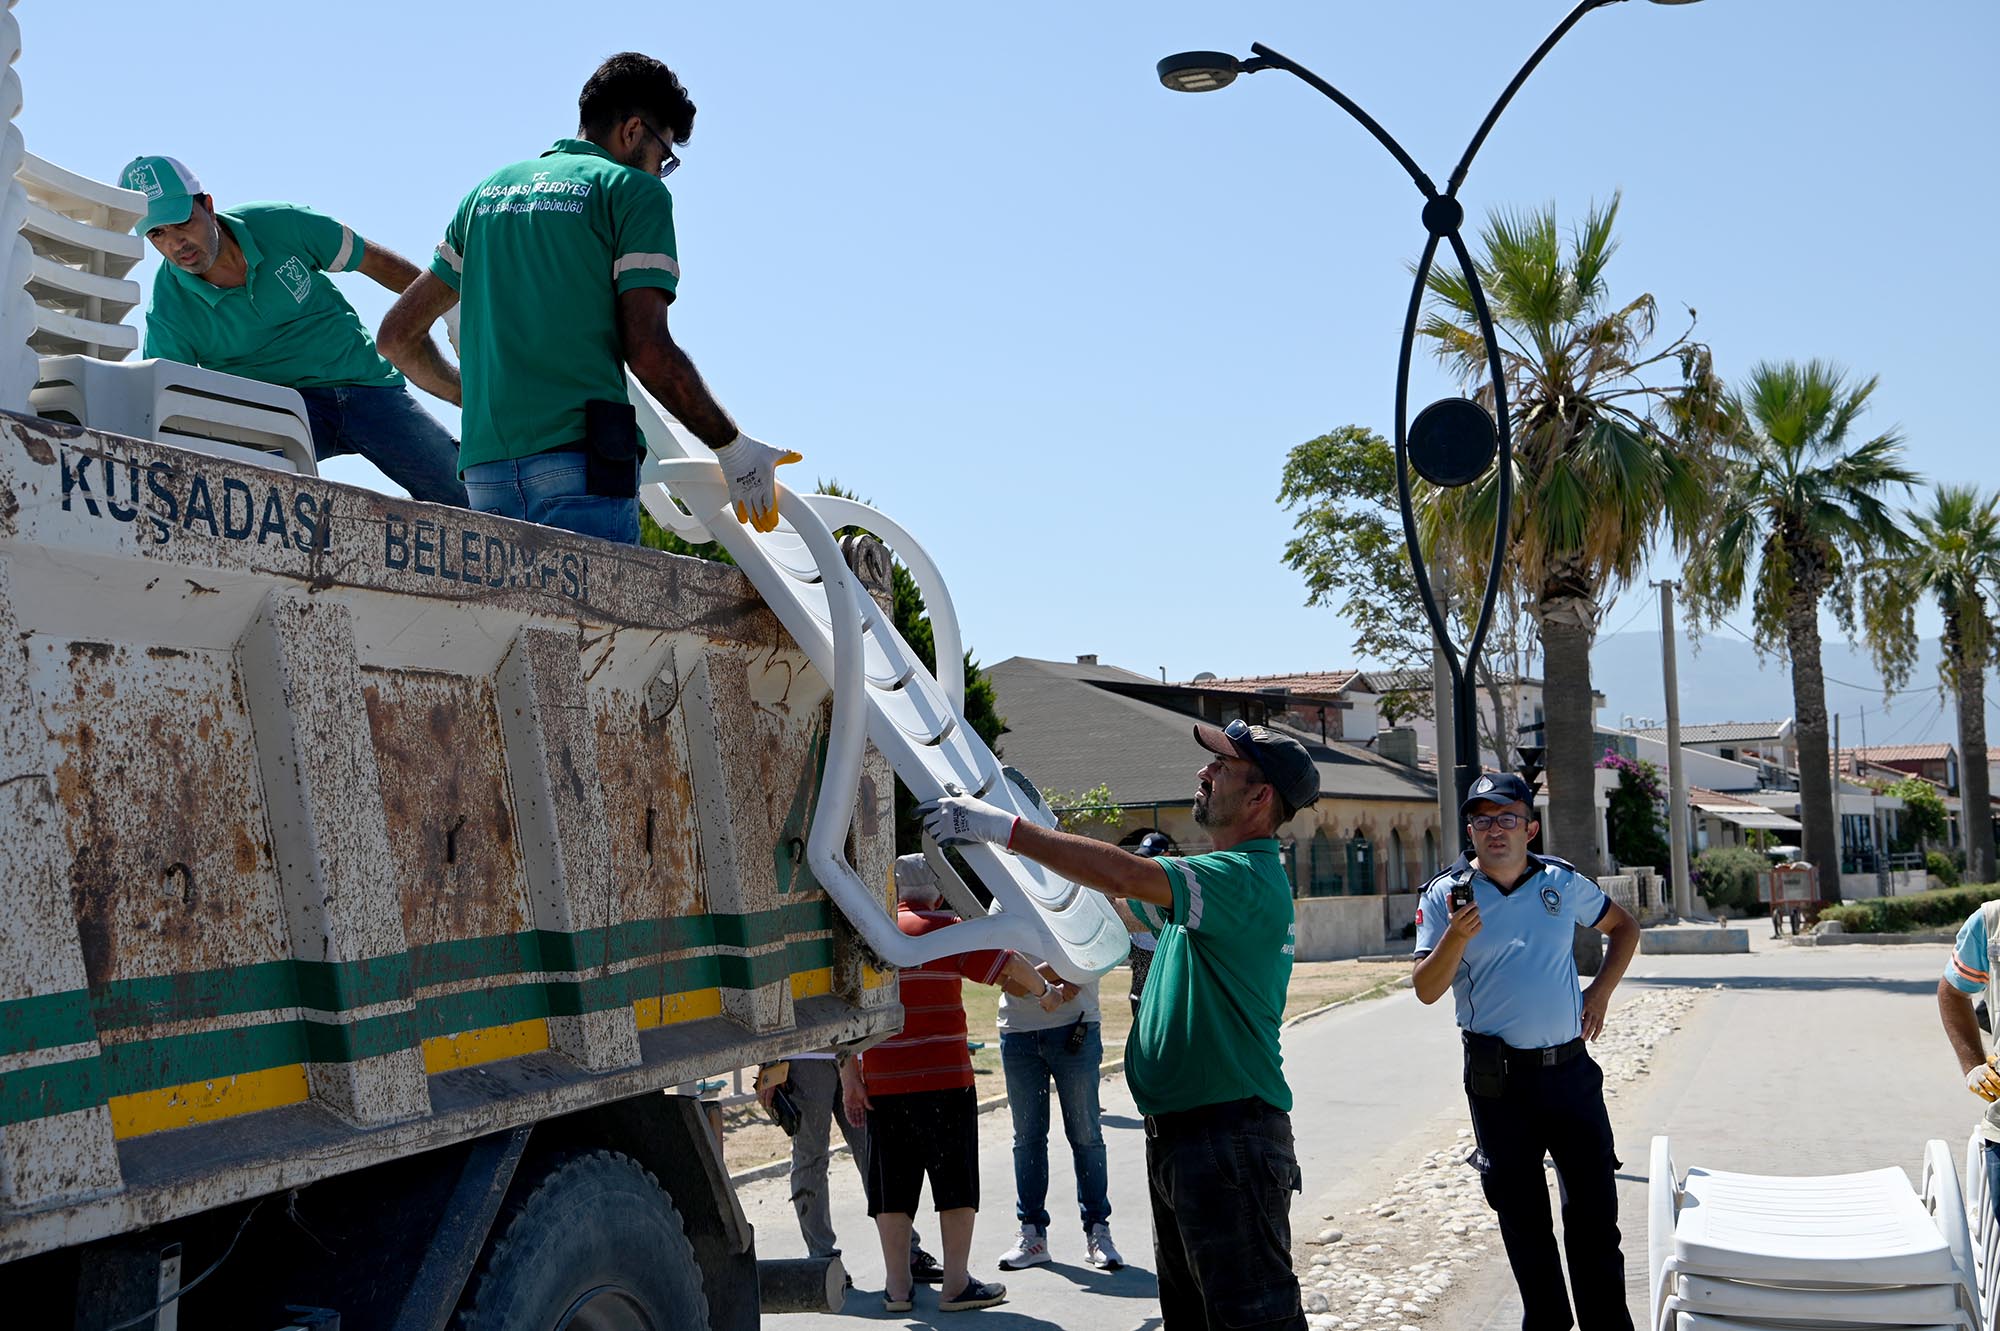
[919,793,1017,850]
[1968,1054,2000,1103]
[441,303,461,356]
[712,432,802,533]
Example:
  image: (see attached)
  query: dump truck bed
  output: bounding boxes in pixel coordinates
[0,412,899,1263]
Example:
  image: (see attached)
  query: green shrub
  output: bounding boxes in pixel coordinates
[1927,851,1960,887]
[1817,881,2000,933]
[1694,846,1767,913]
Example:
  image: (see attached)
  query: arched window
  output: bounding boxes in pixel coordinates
[1309,829,1341,896]
[1390,829,1406,893]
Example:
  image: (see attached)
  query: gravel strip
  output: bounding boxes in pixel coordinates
[1295,985,1706,1330]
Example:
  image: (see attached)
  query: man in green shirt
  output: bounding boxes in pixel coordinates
[122,156,466,506]
[379,52,798,546]
[921,720,1317,1331]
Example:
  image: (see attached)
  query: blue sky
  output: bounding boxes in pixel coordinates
[22,1,1995,693]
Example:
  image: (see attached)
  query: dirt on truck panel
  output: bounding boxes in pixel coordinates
[0,411,900,1263]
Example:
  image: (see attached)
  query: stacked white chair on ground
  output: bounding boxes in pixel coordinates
[1648,1136,1983,1330]
[12,146,318,474]
[1967,1130,1999,1328]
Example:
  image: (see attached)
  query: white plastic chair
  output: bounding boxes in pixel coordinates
[14,152,143,361]
[31,355,317,475]
[1650,1136,1982,1331]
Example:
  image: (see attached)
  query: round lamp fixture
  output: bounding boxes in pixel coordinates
[1157,51,1243,93]
[1408,397,1498,488]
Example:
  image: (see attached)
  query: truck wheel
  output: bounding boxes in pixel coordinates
[455,1149,710,1331]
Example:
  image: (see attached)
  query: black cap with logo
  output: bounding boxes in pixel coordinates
[1458,771,1537,817]
[1193,719,1321,819]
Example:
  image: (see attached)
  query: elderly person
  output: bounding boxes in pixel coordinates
[923,720,1319,1330]
[842,855,1066,1314]
[122,155,465,506]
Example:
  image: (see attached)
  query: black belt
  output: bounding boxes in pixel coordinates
[1142,1096,1271,1139]
[1463,1031,1586,1073]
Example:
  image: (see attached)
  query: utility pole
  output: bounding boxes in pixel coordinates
[1656,581,1692,918]
[1433,569,1461,866]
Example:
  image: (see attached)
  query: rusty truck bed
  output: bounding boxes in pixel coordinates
[0,412,899,1262]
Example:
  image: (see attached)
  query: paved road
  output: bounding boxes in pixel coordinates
[744,932,1974,1329]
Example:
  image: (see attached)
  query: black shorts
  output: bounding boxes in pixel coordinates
[864,1086,980,1216]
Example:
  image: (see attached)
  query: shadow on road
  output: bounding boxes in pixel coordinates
[1101,1113,1144,1130]
[1633,974,1938,996]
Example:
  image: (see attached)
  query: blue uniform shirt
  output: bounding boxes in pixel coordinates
[1413,852,1610,1049]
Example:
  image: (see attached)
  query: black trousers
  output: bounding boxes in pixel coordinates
[1144,1097,1306,1331]
[1465,1051,1632,1331]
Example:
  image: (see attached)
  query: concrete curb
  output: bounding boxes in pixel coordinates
[729,976,1413,1187]
[1788,927,1957,947]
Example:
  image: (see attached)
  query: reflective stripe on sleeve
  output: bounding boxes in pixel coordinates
[330,225,355,272]
[436,241,463,274]
[1174,862,1204,932]
[612,252,681,280]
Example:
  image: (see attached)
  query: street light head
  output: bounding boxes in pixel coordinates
[1157,51,1244,93]
[1408,397,1498,488]
[1647,1,1705,5]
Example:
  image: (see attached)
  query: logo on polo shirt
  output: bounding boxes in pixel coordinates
[127,164,163,199]
[274,256,311,304]
[1540,885,1561,915]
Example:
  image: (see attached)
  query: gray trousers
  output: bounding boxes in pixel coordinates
[788,1058,926,1261]
[790,1059,868,1258]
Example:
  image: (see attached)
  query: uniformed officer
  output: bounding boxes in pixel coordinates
[379,52,799,545]
[1413,772,1641,1331]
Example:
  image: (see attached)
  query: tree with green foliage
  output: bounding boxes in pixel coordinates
[1884,775,1948,853]
[1694,845,1767,913]
[1601,753,1672,871]
[1862,484,2000,883]
[1414,196,1726,876]
[1042,783,1123,834]
[641,483,1006,855]
[1682,361,1916,900]
[1277,425,1536,764]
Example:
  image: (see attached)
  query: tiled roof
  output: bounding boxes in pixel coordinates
[1170,670,1366,697]
[1629,721,1789,744]
[1369,667,1544,693]
[1843,744,1955,764]
[987,657,1436,808]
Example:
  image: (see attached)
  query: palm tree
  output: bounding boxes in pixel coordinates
[1416,195,1724,876]
[1683,361,1916,899]
[1863,484,2000,884]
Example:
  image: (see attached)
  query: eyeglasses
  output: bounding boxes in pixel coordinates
[1468,813,1530,832]
[640,120,681,178]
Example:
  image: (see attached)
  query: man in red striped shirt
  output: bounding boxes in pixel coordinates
[842,855,1070,1314]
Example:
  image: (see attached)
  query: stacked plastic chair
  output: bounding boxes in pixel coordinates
[16,150,141,360]
[1967,1131,1999,1328]
[0,0,39,410]
[1648,1136,1983,1330]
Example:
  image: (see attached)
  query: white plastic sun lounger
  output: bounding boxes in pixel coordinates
[1650,1137,1982,1331]
[631,382,1129,983]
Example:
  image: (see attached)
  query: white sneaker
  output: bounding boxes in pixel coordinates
[997,1224,1050,1270]
[1085,1222,1124,1271]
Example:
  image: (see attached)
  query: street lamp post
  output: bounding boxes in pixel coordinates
[1160,0,1701,817]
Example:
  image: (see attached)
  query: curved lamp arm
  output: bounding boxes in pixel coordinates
[1448,0,1619,196]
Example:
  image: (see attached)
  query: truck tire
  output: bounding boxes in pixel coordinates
[455,1149,710,1331]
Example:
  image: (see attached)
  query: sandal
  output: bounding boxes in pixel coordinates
[939,1277,1007,1311]
[883,1291,914,1314]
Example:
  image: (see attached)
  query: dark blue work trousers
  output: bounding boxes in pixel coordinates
[1465,1052,1632,1331]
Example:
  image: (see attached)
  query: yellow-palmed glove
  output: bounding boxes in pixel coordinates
[713,432,802,533]
[1968,1054,2000,1103]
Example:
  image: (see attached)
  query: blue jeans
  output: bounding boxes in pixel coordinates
[461,450,639,546]
[297,383,467,507]
[1001,1023,1110,1230]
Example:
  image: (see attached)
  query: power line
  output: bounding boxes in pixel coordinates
[1707,616,1944,697]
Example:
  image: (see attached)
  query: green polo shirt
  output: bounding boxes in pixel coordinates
[141,202,403,390]
[429,139,681,472]
[1125,838,1296,1116]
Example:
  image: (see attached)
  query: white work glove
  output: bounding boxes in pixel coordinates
[919,793,1017,850]
[711,432,802,533]
[441,303,461,356]
[1969,1055,2000,1103]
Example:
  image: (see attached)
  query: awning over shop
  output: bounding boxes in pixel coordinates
[1693,799,1802,832]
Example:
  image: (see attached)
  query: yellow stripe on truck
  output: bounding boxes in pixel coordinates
[790,967,832,1000]
[633,988,723,1030]
[109,1064,311,1139]
[422,1018,551,1074]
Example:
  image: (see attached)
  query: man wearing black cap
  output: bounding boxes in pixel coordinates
[922,719,1318,1330]
[1413,773,1640,1331]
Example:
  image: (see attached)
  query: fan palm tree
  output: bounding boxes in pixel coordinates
[1863,484,2000,884]
[1683,360,1916,899]
[1416,195,1725,876]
